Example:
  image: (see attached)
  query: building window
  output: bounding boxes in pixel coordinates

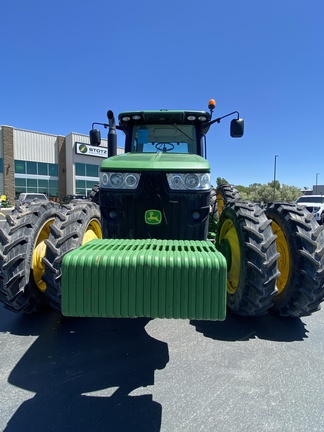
[0,158,3,173]
[86,180,98,190]
[49,179,58,197]
[27,178,37,189]
[75,179,98,196]
[86,164,99,177]
[49,163,58,176]
[15,178,58,198]
[76,163,99,178]
[15,178,27,197]
[27,161,37,174]
[76,181,85,195]
[15,178,25,190]
[75,163,99,195]
[15,160,58,176]
[15,160,26,174]
[38,179,48,192]
[38,162,48,175]
[14,160,59,198]
[76,163,86,176]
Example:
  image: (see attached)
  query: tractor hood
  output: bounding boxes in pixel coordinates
[100,152,210,172]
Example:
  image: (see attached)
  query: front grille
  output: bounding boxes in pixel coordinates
[100,172,210,240]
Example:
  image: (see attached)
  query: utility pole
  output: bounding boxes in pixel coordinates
[316,173,320,194]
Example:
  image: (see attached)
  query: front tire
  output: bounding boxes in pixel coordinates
[0,202,61,313]
[266,202,324,317]
[217,201,279,316]
[43,202,102,311]
[89,183,99,205]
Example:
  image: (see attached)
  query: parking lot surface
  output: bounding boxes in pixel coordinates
[1,209,324,431]
[0,303,324,431]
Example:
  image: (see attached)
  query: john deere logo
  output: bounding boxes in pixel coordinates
[78,144,88,154]
[145,210,162,225]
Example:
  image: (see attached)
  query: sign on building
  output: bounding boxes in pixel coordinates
[75,142,108,158]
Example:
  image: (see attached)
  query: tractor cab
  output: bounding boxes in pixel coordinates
[89,104,244,241]
[97,110,215,241]
[118,110,212,157]
[89,101,244,159]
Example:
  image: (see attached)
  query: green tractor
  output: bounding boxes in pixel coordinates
[1,100,324,320]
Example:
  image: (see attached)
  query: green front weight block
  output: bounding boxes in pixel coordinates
[62,239,227,320]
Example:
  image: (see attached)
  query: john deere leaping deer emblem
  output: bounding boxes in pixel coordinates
[145,210,162,225]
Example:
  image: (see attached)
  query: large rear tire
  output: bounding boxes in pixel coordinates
[0,202,61,313]
[214,184,241,220]
[266,202,324,317]
[43,202,102,311]
[216,201,279,316]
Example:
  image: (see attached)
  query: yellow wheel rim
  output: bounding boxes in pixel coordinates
[32,218,55,293]
[217,194,225,219]
[219,219,241,294]
[82,219,102,245]
[271,221,290,295]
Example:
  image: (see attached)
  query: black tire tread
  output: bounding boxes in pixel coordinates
[217,201,280,316]
[89,183,99,205]
[43,201,101,311]
[210,184,241,219]
[266,202,324,317]
[0,202,61,313]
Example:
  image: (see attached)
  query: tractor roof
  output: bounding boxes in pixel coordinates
[118,110,211,130]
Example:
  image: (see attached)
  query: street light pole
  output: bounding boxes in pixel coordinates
[273,155,278,201]
[316,173,320,194]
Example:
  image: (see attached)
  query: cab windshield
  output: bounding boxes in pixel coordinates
[131,124,197,154]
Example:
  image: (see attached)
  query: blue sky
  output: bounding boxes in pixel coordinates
[1,0,323,189]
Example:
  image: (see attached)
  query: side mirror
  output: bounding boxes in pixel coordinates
[89,129,101,146]
[230,118,244,138]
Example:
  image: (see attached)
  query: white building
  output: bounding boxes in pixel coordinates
[0,125,123,203]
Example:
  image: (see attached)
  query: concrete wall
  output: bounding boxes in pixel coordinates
[1,126,15,204]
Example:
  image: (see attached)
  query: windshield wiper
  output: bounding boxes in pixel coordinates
[171,124,194,143]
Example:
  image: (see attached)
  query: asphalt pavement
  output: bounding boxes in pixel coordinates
[0,301,324,431]
[1,210,324,431]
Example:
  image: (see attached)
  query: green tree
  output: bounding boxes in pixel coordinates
[214,179,301,204]
[280,184,302,202]
[248,183,275,203]
[235,181,301,204]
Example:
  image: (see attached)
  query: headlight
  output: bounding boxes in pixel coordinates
[185,174,199,189]
[100,172,141,189]
[167,173,211,190]
[110,173,124,188]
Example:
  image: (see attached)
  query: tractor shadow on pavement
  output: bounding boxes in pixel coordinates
[0,309,169,432]
[191,310,308,342]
